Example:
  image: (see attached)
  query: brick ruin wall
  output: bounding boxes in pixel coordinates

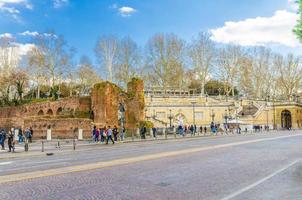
[0,79,145,139]
[91,78,145,129]
[0,97,93,139]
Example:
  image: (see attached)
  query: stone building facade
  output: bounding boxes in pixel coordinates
[144,89,302,130]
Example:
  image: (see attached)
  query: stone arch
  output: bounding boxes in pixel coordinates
[47,109,54,116]
[56,107,63,115]
[281,110,292,129]
[38,110,44,116]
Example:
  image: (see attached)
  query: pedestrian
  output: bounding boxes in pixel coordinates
[204,126,207,134]
[92,126,97,142]
[178,125,184,137]
[120,126,126,141]
[7,131,15,152]
[29,127,33,143]
[200,125,203,134]
[152,127,157,138]
[113,125,119,142]
[0,129,6,150]
[24,128,31,143]
[18,128,23,144]
[95,128,99,142]
[190,125,194,136]
[106,126,114,144]
[140,125,147,139]
[184,125,188,136]
[100,127,105,144]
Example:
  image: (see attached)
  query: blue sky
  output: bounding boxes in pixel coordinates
[0,0,299,61]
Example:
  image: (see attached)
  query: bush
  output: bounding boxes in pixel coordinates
[139,120,154,128]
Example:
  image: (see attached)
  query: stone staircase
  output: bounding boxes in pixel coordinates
[238,104,258,117]
[146,116,168,127]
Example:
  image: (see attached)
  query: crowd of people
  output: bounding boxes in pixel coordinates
[91,125,126,144]
[0,127,33,152]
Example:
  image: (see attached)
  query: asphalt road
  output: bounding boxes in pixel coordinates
[0,131,302,200]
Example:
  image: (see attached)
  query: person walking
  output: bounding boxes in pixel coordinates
[24,128,31,143]
[92,126,97,142]
[152,127,157,138]
[95,128,100,142]
[18,128,23,144]
[113,125,119,142]
[29,127,33,143]
[106,126,114,144]
[7,131,15,152]
[0,129,5,150]
[190,125,194,136]
[140,125,147,139]
[100,127,105,144]
[120,126,125,142]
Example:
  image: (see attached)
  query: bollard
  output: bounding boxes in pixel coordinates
[73,139,76,150]
[57,139,60,149]
[47,129,52,141]
[78,129,83,140]
[42,141,44,152]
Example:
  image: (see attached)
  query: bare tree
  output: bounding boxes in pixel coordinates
[78,55,102,95]
[0,36,20,103]
[0,36,19,76]
[145,33,185,89]
[28,45,46,99]
[274,54,302,99]
[95,35,118,82]
[216,45,244,96]
[188,32,215,95]
[115,36,140,87]
[29,32,71,98]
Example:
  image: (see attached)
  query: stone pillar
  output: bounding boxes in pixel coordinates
[78,129,83,140]
[126,78,145,129]
[47,129,52,141]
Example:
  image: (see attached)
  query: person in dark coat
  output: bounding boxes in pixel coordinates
[0,129,6,150]
[29,127,33,143]
[7,131,15,152]
[152,127,157,138]
[113,125,119,142]
[141,126,147,139]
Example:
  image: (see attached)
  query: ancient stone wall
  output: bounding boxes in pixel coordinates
[24,118,92,139]
[91,78,145,129]
[0,97,92,139]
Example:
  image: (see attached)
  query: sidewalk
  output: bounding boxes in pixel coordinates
[0,130,286,160]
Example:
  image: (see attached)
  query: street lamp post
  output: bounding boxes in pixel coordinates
[210,109,215,123]
[168,109,173,129]
[273,96,276,130]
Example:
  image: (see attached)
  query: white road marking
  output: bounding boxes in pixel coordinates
[221,159,301,200]
[0,161,12,166]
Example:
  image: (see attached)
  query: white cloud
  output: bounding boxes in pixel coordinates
[210,10,300,47]
[53,0,69,8]
[13,42,34,55]
[118,6,136,17]
[288,0,299,11]
[19,30,38,37]
[0,0,32,20]
[0,33,13,38]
